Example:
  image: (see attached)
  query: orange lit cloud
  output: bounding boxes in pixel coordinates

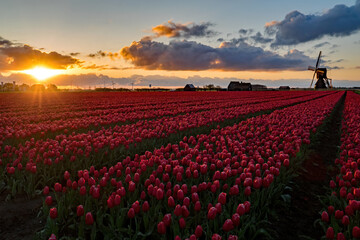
[0,36,81,71]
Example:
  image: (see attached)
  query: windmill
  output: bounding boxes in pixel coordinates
[308,51,332,89]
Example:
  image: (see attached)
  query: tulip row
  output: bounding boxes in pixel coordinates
[40,92,343,239]
[1,91,334,196]
[0,91,324,144]
[320,91,360,240]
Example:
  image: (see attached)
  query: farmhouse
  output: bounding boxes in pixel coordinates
[184,84,196,91]
[227,81,252,91]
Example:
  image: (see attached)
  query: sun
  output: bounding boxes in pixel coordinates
[22,67,64,81]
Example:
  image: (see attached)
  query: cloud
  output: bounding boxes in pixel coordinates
[267,1,360,46]
[313,41,330,49]
[120,38,313,71]
[70,52,80,56]
[250,32,273,44]
[239,28,254,35]
[0,36,81,71]
[150,21,218,39]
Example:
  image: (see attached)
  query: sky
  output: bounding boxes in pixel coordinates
[1,0,360,88]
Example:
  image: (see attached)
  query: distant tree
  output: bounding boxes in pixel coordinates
[19,83,30,91]
[3,83,14,91]
[203,84,222,91]
[47,84,58,91]
[30,84,46,92]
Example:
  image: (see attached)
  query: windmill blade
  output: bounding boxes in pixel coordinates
[310,71,316,88]
[315,51,322,69]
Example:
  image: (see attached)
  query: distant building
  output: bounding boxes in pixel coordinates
[252,84,267,91]
[228,81,252,91]
[184,84,196,91]
[279,86,290,91]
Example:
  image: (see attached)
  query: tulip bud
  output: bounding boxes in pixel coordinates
[49,208,57,219]
[326,227,334,239]
[45,196,53,206]
[353,226,360,238]
[85,212,94,225]
[222,219,234,232]
[157,221,166,234]
[179,218,186,229]
[195,225,203,238]
[77,205,84,216]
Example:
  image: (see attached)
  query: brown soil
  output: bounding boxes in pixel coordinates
[0,193,43,240]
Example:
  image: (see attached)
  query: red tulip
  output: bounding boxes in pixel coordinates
[142,201,150,212]
[337,232,345,240]
[222,219,234,232]
[77,205,84,216]
[64,171,70,180]
[48,234,57,240]
[212,234,222,240]
[232,213,240,226]
[335,210,344,219]
[353,226,360,238]
[321,211,329,222]
[168,196,175,208]
[43,186,50,195]
[177,189,184,200]
[45,196,53,206]
[218,192,226,205]
[207,207,217,219]
[54,183,62,192]
[179,218,186,229]
[326,227,334,239]
[194,201,201,211]
[195,225,203,238]
[341,215,349,226]
[156,188,164,200]
[157,221,166,234]
[174,204,182,216]
[163,213,171,226]
[49,208,57,219]
[127,208,135,218]
[237,203,246,216]
[228,235,239,240]
[129,181,135,192]
[85,212,94,225]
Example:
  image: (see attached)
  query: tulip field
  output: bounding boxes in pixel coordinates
[1,90,359,239]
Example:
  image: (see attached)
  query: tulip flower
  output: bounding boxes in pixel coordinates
[326,227,334,239]
[179,218,186,229]
[45,196,53,206]
[85,212,94,225]
[157,221,166,234]
[223,219,234,232]
[195,225,203,238]
[77,205,84,217]
[49,208,57,219]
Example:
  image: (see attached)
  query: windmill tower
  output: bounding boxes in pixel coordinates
[308,51,332,89]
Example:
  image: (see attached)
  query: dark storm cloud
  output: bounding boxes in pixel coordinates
[267,1,360,46]
[151,21,218,39]
[120,38,313,71]
[0,36,81,71]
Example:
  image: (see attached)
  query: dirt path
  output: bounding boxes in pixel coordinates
[272,92,345,240]
[0,193,43,240]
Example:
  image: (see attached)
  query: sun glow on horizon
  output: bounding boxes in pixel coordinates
[21,67,64,81]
